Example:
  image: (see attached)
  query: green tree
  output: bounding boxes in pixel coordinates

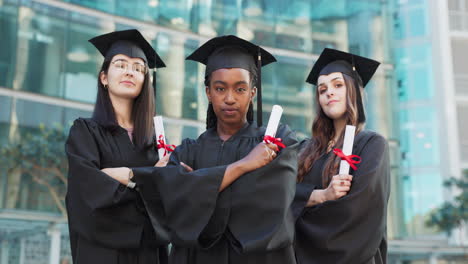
[0,124,68,216]
[426,170,468,235]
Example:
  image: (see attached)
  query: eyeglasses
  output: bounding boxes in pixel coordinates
[111,59,147,74]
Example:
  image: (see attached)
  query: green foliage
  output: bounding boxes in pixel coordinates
[426,170,468,235]
[0,124,68,216]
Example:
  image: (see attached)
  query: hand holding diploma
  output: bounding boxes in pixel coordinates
[333,125,362,174]
[325,125,360,201]
[307,125,361,206]
[234,105,285,173]
[154,116,176,159]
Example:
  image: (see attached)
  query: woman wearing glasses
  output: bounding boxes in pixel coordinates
[65,29,169,264]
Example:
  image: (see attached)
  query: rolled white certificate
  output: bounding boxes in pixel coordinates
[263,105,283,138]
[154,116,166,159]
[338,125,356,174]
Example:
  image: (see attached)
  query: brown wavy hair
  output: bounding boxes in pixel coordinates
[297,73,365,186]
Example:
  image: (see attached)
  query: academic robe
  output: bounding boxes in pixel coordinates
[133,122,299,264]
[65,118,169,264]
[293,130,390,264]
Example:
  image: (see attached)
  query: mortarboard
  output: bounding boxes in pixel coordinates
[306,48,380,87]
[89,29,165,69]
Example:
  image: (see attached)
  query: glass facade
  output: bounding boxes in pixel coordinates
[0,0,395,140]
[0,0,466,263]
[391,0,447,240]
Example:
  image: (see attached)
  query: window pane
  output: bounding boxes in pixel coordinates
[0,4,18,89]
[16,6,67,97]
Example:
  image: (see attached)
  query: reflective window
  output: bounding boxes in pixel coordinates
[15,4,68,97]
[0,4,18,89]
[57,0,387,57]
[408,8,428,37]
[63,12,103,103]
[391,0,447,237]
[267,55,313,137]
[0,99,91,213]
[0,96,11,123]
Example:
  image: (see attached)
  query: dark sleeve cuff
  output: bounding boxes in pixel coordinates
[131,165,230,246]
[292,182,316,220]
[130,166,156,186]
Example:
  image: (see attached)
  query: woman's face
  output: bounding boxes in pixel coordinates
[206,68,256,127]
[100,54,146,100]
[317,72,347,121]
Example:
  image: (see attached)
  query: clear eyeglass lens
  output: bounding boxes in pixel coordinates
[112,60,147,74]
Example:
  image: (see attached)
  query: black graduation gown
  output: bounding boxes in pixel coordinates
[133,122,299,264]
[293,130,390,264]
[65,118,169,264]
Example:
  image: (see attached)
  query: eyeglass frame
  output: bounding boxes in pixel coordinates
[110,59,148,75]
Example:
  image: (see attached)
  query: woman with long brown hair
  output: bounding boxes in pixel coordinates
[293,48,390,264]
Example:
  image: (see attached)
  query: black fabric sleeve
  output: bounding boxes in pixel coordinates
[227,125,299,253]
[132,138,227,247]
[65,119,142,248]
[292,182,316,220]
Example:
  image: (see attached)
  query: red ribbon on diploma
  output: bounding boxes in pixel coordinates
[263,135,286,149]
[333,148,361,170]
[157,135,176,154]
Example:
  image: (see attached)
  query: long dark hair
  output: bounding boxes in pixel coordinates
[92,58,155,148]
[204,71,256,129]
[297,73,365,186]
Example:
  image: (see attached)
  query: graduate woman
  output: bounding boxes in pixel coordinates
[124,35,299,264]
[293,48,390,264]
[65,29,169,263]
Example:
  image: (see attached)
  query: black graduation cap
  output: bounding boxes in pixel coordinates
[89,29,165,69]
[306,48,381,123]
[306,48,380,87]
[186,35,277,127]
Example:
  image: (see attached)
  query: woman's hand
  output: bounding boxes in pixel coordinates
[101,167,131,185]
[306,174,353,207]
[155,153,171,167]
[237,142,279,173]
[323,174,353,201]
[216,142,278,192]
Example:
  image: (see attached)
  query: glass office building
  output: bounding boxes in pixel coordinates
[0,0,466,263]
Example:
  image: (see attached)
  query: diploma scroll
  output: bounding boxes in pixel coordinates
[154,116,167,159]
[263,105,283,138]
[338,125,356,175]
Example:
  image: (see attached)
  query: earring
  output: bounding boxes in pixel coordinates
[104,84,108,89]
